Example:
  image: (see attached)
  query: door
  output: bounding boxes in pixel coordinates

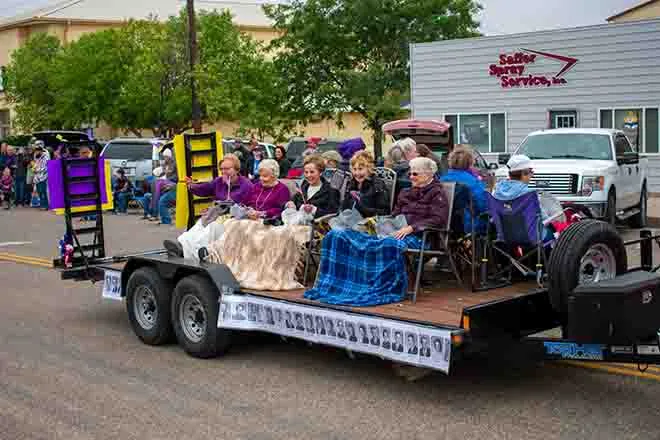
[614,134,637,209]
[550,110,577,129]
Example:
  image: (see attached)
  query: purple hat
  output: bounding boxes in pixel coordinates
[338,138,366,160]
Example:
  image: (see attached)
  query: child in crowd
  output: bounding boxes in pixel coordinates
[0,166,14,209]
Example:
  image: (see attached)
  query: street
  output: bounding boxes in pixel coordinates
[1,208,660,439]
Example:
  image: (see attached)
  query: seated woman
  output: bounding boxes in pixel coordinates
[305,157,448,307]
[286,154,340,219]
[439,146,488,234]
[274,145,290,178]
[164,154,253,259]
[340,150,390,218]
[240,159,291,221]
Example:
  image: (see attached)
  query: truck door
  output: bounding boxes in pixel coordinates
[614,134,637,209]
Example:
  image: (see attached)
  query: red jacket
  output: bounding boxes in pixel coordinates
[392,180,448,232]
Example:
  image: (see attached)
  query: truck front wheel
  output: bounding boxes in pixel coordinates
[126,267,174,346]
[171,275,232,359]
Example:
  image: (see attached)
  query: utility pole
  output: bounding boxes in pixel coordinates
[187,0,202,133]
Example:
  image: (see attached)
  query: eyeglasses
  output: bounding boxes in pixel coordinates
[408,172,420,177]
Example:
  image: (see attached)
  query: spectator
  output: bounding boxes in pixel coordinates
[233,141,250,176]
[321,151,342,170]
[14,148,29,207]
[0,142,7,169]
[33,142,50,210]
[0,166,13,209]
[113,168,133,214]
[150,148,178,225]
[4,146,17,174]
[246,145,265,182]
[385,137,418,197]
[274,145,290,178]
[24,148,34,207]
[302,137,320,157]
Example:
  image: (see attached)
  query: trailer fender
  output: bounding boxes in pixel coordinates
[121,255,240,300]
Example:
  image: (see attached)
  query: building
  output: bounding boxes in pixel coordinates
[608,0,660,23]
[410,18,660,190]
[0,0,373,143]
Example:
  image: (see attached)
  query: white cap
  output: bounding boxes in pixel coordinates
[507,155,533,172]
[162,148,173,158]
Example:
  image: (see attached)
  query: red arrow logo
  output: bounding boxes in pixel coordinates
[520,48,578,78]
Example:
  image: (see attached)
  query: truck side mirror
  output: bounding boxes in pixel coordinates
[498,153,511,165]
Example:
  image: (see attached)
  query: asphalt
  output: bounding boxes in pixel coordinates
[2,207,660,439]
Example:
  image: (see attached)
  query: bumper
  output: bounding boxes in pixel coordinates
[559,200,607,218]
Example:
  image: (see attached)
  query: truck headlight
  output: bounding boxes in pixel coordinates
[580,176,605,196]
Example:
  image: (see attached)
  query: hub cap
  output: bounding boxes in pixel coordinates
[133,285,158,330]
[579,244,617,285]
[179,294,206,343]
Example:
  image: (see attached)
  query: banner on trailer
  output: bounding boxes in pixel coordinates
[218,294,453,374]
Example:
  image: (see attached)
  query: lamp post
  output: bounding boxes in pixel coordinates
[187,0,202,133]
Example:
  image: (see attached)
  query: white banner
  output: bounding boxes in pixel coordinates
[218,294,453,374]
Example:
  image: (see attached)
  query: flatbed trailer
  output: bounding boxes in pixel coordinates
[51,137,660,376]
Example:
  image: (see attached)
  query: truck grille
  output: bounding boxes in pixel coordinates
[529,174,578,195]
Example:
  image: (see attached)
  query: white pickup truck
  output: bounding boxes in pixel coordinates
[496,128,648,227]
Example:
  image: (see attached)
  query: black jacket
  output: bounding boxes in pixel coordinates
[340,176,390,217]
[277,158,291,178]
[293,179,340,218]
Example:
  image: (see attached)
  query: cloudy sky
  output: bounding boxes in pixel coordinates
[0,0,647,34]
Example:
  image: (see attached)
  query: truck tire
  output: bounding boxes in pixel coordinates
[605,190,617,225]
[629,185,648,228]
[171,275,232,359]
[126,267,174,346]
[548,219,627,320]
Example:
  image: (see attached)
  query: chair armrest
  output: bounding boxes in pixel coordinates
[314,213,338,224]
[417,225,448,234]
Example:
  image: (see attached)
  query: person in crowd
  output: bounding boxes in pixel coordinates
[337,138,366,172]
[246,145,265,182]
[274,145,290,178]
[0,166,14,209]
[440,146,488,234]
[153,148,178,225]
[302,137,320,157]
[385,137,418,195]
[321,151,342,170]
[340,150,390,217]
[286,154,340,219]
[78,145,94,159]
[33,142,50,210]
[24,147,34,207]
[14,148,30,207]
[113,168,133,214]
[232,140,250,176]
[390,157,449,248]
[4,146,17,174]
[0,142,7,169]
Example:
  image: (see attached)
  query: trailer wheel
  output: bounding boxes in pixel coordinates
[548,219,627,319]
[171,275,231,358]
[126,267,174,345]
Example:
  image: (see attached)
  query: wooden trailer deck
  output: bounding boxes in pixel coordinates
[243,281,538,328]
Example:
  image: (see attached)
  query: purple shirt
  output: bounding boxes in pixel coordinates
[245,181,291,219]
[190,175,253,204]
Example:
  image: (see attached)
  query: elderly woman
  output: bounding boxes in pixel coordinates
[440,146,488,234]
[385,137,418,196]
[341,150,390,217]
[185,154,252,205]
[286,154,340,219]
[305,157,448,307]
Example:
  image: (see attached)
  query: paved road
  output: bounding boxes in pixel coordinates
[2,208,660,439]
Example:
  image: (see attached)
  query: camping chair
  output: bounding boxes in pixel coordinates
[485,192,548,287]
[406,181,461,303]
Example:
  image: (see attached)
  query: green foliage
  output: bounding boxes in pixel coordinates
[264,0,482,156]
[4,33,63,131]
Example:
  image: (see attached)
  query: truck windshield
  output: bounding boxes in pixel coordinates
[517,134,613,161]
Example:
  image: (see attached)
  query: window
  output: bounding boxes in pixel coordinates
[615,134,634,158]
[443,112,506,152]
[600,107,659,153]
[519,133,613,161]
[0,110,9,139]
[102,142,154,161]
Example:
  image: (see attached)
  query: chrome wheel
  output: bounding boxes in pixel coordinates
[133,285,158,330]
[579,244,617,285]
[179,294,207,343]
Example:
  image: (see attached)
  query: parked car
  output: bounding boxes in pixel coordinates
[285,138,344,178]
[383,119,498,187]
[31,130,92,156]
[495,128,649,226]
[101,138,167,183]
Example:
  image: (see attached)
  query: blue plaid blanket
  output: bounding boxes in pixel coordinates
[304,229,409,306]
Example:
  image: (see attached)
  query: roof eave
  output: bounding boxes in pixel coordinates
[606,0,659,22]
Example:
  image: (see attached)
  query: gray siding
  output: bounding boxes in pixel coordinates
[410,19,660,190]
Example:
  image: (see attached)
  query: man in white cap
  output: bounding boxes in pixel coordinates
[492,154,535,201]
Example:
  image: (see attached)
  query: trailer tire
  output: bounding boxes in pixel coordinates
[126,267,174,345]
[171,275,231,359]
[548,219,627,320]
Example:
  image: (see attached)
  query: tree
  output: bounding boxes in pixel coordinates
[265,0,482,157]
[4,33,63,131]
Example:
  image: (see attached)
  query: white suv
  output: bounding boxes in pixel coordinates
[496,128,648,227]
[101,138,167,183]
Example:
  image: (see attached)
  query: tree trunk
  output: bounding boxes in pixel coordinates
[372,123,384,159]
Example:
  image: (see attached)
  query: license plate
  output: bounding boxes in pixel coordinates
[101,270,123,301]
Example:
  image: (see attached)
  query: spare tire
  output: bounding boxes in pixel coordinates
[548,219,627,320]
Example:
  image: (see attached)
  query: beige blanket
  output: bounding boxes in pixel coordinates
[207,219,311,291]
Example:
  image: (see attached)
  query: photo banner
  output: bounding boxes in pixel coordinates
[219,294,453,374]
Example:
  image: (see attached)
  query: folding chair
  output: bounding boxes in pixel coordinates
[485,192,548,286]
[406,181,461,303]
